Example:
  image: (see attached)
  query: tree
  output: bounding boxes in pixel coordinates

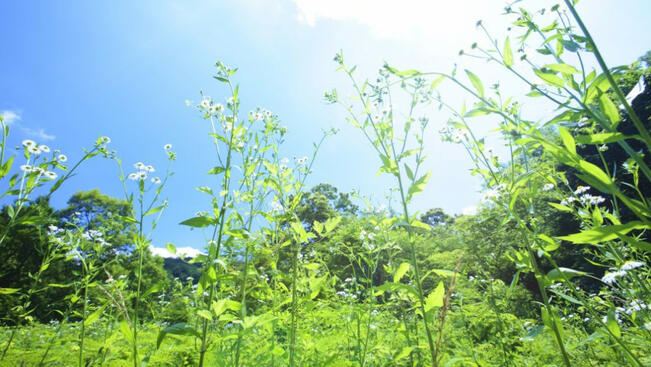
[59,189,135,255]
[419,208,453,227]
[295,183,358,226]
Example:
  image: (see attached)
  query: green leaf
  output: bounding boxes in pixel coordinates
[0,288,20,294]
[424,281,445,312]
[465,70,484,98]
[165,243,176,255]
[144,205,165,217]
[558,127,576,155]
[557,222,648,244]
[574,133,629,145]
[404,164,414,181]
[464,108,491,118]
[407,171,431,201]
[143,282,164,298]
[0,156,14,177]
[394,263,410,283]
[577,159,613,189]
[546,267,586,281]
[120,320,134,344]
[211,299,228,317]
[394,346,414,361]
[208,166,226,175]
[550,289,584,305]
[197,309,213,321]
[538,234,560,251]
[156,323,199,349]
[430,75,445,90]
[605,309,621,338]
[543,63,580,75]
[503,37,513,67]
[84,304,107,327]
[560,39,579,52]
[548,202,574,213]
[179,216,214,228]
[324,216,341,233]
[116,215,138,224]
[598,94,621,124]
[535,69,565,88]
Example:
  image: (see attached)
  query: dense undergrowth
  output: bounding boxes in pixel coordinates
[1,1,649,366]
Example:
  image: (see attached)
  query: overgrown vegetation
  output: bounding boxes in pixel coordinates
[0,2,649,366]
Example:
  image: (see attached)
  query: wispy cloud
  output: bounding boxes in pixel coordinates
[150,245,204,259]
[21,126,55,141]
[1,110,21,125]
[1,109,56,140]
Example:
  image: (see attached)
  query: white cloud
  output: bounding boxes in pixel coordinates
[291,0,499,43]
[462,205,478,216]
[150,246,204,259]
[1,110,21,125]
[21,126,55,141]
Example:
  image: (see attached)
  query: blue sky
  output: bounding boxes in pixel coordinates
[1,0,650,255]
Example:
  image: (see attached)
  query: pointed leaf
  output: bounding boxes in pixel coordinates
[465,70,484,98]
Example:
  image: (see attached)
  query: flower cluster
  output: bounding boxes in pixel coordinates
[22,140,50,155]
[248,108,273,122]
[198,97,224,115]
[359,228,379,251]
[484,183,506,200]
[559,185,605,206]
[601,261,645,285]
[20,164,57,179]
[128,162,160,183]
[439,125,471,144]
[270,200,284,213]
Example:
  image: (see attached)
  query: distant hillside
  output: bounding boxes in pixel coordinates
[163,257,201,282]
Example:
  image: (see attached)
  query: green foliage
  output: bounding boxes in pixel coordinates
[1,3,650,367]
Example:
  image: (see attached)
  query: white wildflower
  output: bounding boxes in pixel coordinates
[164,144,172,150]
[151,177,161,184]
[128,173,139,180]
[620,261,645,271]
[22,139,36,148]
[57,154,67,162]
[20,164,32,172]
[134,162,145,170]
[145,165,155,173]
[574,186,590,195]
[100,136,111,144]
[138,171,147,180]
[44,171,57,180]
[543,183,555,191]
[270,201,284,213]
[38,145,50,153]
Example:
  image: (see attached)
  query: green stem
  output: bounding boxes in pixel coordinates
[0,329,15,360]
[79,278,88,367]
[289,239,300,367]
[198,80,237,367]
